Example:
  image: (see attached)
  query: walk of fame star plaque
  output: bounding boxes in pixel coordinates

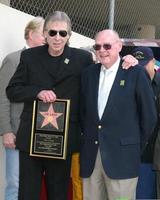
[30,99,70,159]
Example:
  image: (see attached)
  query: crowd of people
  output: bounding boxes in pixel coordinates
[0,10,160,200]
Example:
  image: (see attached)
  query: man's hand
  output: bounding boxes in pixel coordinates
[37,90,57,102]
[3,132,16,149]
[122,55,138,69]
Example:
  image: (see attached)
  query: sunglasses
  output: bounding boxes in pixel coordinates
[93,43,113,51]
[48,30,68,37]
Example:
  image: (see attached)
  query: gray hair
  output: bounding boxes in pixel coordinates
[24,16,44,40]
[44,11,72,36]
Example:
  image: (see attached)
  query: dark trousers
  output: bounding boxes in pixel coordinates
[19,151,71,200]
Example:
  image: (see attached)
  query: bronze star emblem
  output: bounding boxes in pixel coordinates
[40,104,63,129]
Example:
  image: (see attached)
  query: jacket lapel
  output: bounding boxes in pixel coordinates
[92,63,101,121]
[55,45,72,82]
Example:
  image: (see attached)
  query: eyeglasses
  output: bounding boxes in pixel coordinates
[48,30,68,37]
[93,43,113,51]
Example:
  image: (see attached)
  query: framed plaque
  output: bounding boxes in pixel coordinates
[30,99,70,160]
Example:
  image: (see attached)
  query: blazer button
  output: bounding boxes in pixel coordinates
[95,141,98,144]
[98,125,102,129]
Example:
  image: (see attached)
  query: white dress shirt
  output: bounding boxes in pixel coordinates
[98,57,120,119]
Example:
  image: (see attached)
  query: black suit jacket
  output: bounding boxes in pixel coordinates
[6,44,93,154]
[80,61,157,179]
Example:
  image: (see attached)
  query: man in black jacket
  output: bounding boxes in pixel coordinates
[6,11,93,200]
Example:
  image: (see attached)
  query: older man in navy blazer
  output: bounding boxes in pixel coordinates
[80,29,157,200]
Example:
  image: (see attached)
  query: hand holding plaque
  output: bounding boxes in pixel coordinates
[30,99,70,159]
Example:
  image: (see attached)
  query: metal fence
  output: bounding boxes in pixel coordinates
[10,0,160,39]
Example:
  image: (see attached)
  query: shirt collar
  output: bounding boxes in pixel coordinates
[101,56,120,74]
[25,44,30,49]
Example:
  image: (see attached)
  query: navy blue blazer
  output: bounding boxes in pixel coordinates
[80,60,157,179]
